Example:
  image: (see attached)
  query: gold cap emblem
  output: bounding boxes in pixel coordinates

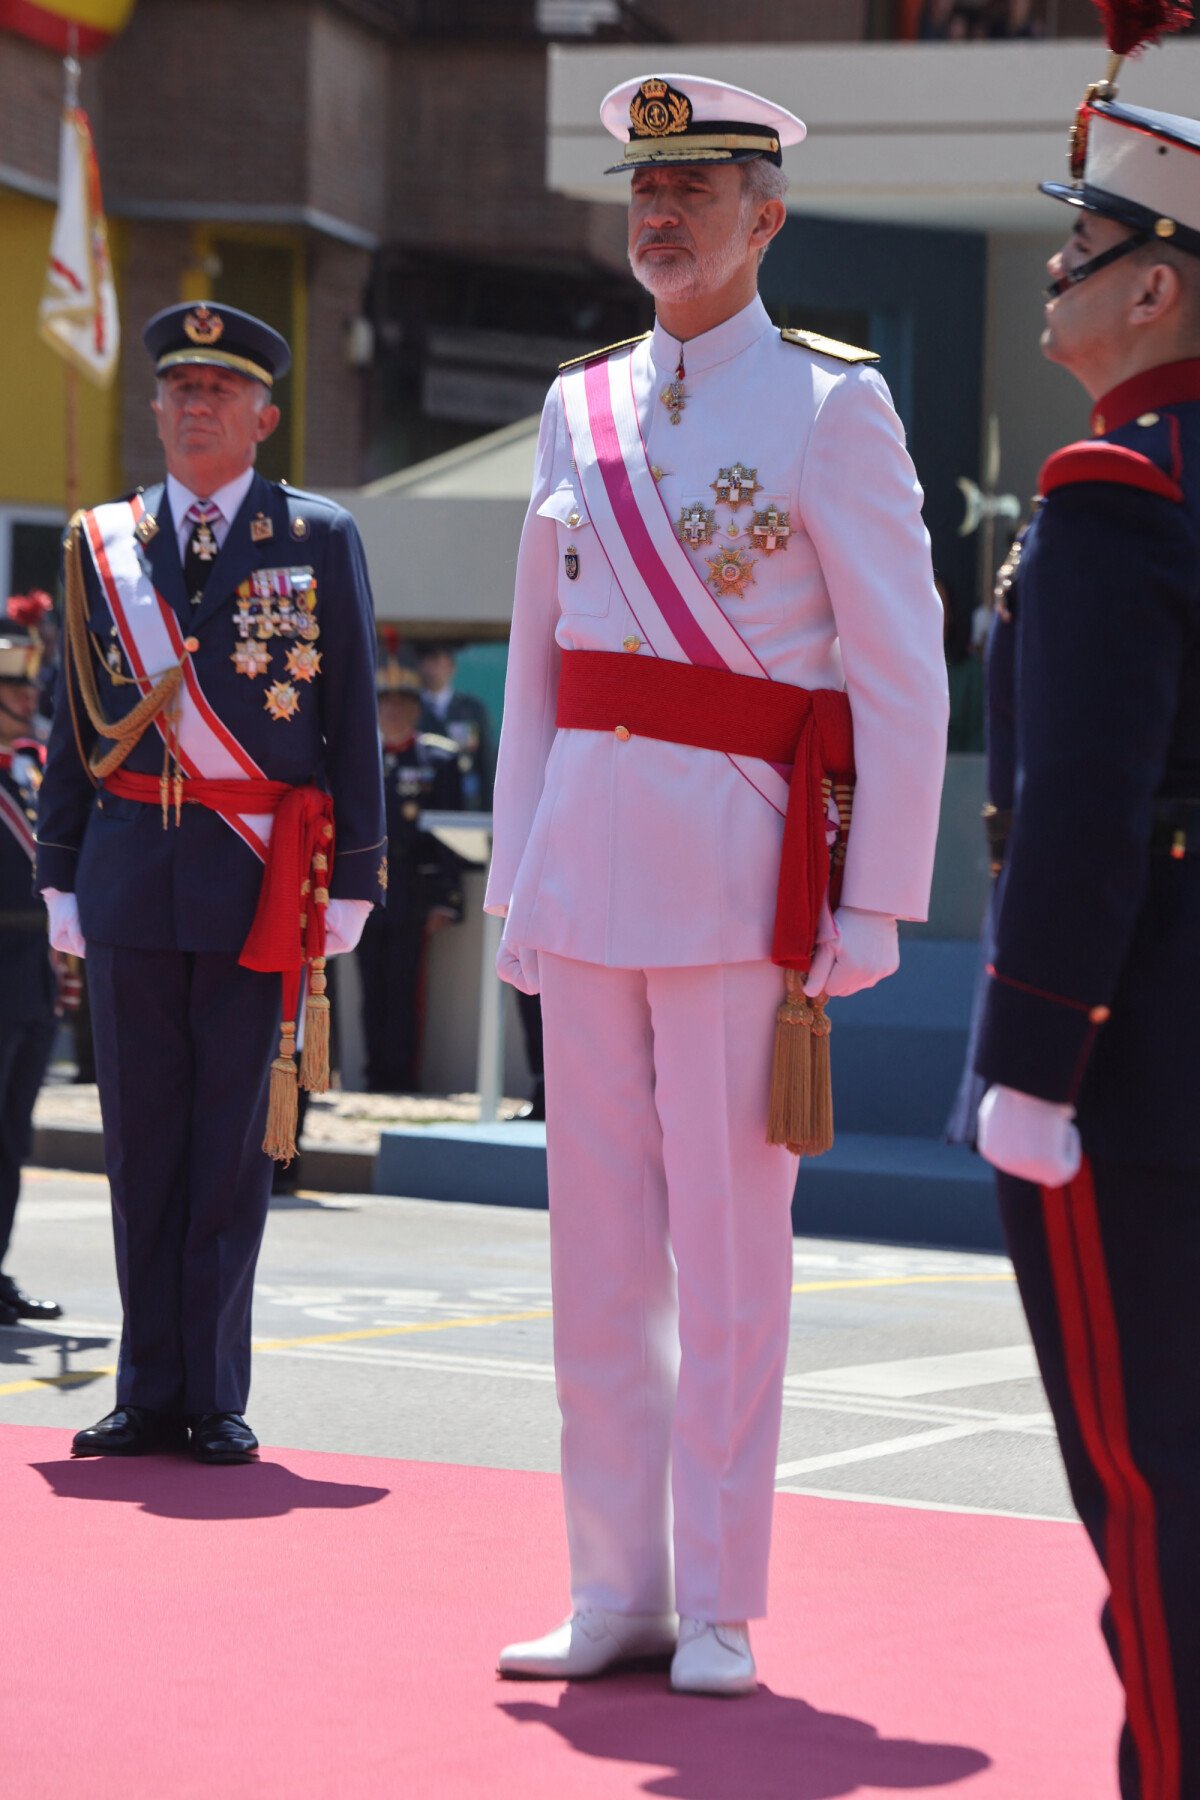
[183,305,224,346]
[630,77,691,141]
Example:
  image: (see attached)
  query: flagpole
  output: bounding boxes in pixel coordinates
[63,34,81,521]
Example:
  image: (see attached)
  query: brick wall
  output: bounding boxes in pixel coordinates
[117,220,195,489]
[303,238,374,488]
[0,35,66,191]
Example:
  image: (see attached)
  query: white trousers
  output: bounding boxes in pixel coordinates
[539,952,798,1623]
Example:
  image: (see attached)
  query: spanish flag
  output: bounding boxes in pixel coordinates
[0,0,136,56]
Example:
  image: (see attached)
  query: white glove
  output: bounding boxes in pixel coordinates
[496,937,540,996]
[977,1084,1082,1188]
[43,888,86,958]
[803,906,899,999]
[323,898,372,956]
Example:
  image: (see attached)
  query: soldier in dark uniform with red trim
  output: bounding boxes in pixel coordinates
[962,14,1200,1792]
[0,619,61,1328]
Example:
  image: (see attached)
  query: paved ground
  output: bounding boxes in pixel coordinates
[1,1168,1071,1523]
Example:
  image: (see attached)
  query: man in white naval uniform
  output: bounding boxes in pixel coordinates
[488,74,948,1695]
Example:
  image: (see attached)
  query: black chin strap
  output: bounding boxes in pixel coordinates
[1045,230,1150,299]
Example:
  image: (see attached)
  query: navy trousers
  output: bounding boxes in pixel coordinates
[88,943,281,1415]
[0,1016,56,1266]
[999,1159,1200,1800]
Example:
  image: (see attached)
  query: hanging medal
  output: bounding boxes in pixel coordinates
[660,343,687,426]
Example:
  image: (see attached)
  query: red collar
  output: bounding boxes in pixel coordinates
[1091,359,1200,436]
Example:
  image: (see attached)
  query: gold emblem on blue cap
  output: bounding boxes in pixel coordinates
[184,305,224,347]
[630,78,692,141]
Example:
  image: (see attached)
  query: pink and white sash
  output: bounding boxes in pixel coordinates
[82,498,273,859]
[559,346,791,819]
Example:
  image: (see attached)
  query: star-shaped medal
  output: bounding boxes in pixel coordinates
[751,507,791,555]
[677,503,715,548]
[711,463,761,509]
[231,640,271,679]
[285,643,322,683]
[264,680,301,722]
[705,547,756,598]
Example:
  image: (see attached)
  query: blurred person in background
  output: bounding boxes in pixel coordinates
[0,612,61,1326]
[417,640,494,810]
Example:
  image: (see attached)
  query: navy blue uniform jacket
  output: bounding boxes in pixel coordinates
[35,474,386,951]
[972,359,1200,1172]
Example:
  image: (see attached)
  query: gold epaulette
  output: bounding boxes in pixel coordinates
[780,328,880,365]
[559,331,653,372]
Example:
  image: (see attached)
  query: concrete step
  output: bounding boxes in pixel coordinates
[375,1121,1000,1254]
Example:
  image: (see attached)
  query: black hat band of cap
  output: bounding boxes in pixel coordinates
[1041,179,1200,262]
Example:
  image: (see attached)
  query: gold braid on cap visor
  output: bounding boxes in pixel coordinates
[155,348,275,386]
[623,132,780,162]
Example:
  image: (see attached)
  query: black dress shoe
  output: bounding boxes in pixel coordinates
[72,1406,189,1458]
[0,1273,63,1321]
[0,1297,18,1327]
[189,1413,259,1464]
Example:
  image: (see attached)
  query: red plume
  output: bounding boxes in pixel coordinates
[1092,0,1193,57]
[6,590,53,627]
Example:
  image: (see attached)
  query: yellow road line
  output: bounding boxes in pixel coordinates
[792,1274,1013,1294]
[0,1275,1013,1399]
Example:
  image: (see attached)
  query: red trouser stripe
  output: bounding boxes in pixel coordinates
[1041,1161,1181,1799]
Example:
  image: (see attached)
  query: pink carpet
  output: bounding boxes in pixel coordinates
[1,1424,1119,1798]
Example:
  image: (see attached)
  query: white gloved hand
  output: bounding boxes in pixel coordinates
[323,898,372,956]
[497,937,540,996]
[803,906,899,999]
[977,1084,1083,1188]
[43,888,86,958]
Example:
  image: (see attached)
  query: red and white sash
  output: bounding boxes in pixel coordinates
[559,345,792,819]
[82,497,273,859]
[0,776,35,863]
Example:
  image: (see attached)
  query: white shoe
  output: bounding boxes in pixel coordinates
[497,1608,678,1679]
[670,1618,757,1696]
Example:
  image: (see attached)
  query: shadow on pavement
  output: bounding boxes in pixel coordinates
[499,1681,991,1800]
[32,1455,391,1521]
[0,1324,114,1375]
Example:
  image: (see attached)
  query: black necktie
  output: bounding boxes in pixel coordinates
[182,499,222,606]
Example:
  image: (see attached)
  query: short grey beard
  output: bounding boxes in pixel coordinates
[629,194,756,303]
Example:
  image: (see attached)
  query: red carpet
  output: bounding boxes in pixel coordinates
[1,1424,1118,1798]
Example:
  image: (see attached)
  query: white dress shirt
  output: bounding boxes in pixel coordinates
[166,467,255,563]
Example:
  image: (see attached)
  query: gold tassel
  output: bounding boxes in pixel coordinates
[263,1019,299,1163]
[767,970,835,1158]
[299,957,331,1094]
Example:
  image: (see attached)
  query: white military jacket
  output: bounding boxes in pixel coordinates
[485,294,948,969]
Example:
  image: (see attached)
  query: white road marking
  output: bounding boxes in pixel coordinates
[794,1345,1038,1398]
[775,1422,988,1480]
[775,1484,1075,1524]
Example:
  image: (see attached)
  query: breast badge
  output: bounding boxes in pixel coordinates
[134,513,159,546]
[264,680,301,722]
[705,546,756,598]
[711,464,761,509]
[751,508,791,554]
[564,545,580,581]
[232,640,272,679]
[285,643,322,683]
[250,512,274,543]
[677,504,715,547]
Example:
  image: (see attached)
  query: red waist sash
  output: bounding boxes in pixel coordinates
[103,768,335,1018]
[555,650,854,972]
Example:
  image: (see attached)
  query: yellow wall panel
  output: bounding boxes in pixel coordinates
[0,188,122,510]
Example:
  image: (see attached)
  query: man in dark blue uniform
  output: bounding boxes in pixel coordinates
[36,302,385,1463]
[417,641,494,810]
[0,619,61,1328]
[963,42,1200,1796]
[357,659,465,1092]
